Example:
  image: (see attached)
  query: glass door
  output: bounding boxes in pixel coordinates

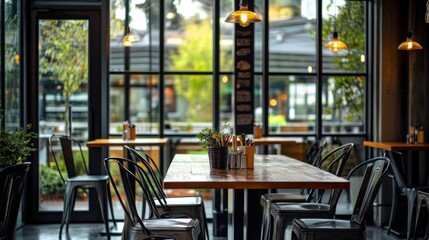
[27,7,107,223]
[38,18,90,212]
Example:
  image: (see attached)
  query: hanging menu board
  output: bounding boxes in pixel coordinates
[234,24,254,134]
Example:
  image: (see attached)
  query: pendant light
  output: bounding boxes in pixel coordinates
[122,26,139,47]
[324,0,347,52]
[122,0,139,47]
[398,0,422,50]
[225,0,262,27]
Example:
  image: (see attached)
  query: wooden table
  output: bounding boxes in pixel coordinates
[173,136,296,146]
[363,141,429,151]
[363,141,429,186]
[86,138,170,172]
[86,138,169,147]
[164,154,349,240]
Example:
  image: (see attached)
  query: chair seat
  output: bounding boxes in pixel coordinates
[272,202,331,213]
[159,196,203,206]
[294,218,363,231]
[142,218,200,230]
[67,175,109,182]
[260,193,308,205]
[129,218,201,240]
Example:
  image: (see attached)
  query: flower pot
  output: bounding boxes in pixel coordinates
[208,146,228,170]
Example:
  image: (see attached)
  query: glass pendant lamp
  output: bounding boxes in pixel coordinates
[324,0,347,53]
[325,31,348,52]
[122,0,139,47]
[122,26,139,47]
[225,0,262,27]
[398,0,422,50]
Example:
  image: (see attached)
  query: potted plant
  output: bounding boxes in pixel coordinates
[0,114,37,168]
[197,123,231,169]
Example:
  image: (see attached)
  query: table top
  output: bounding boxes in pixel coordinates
[176,136,296,146]
[86,138,169,147]
[163,154,349,190]
[363,141,429,151]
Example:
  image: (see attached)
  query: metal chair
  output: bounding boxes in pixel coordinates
[0,162,31,240]
[49,134,116,239]
[413,190,429,240]
[125,146,209,240]
[291,157,391,240]
[269,143,354,240]
[384,150,429,239]
[259,138,326,240]
[104,157,201,240]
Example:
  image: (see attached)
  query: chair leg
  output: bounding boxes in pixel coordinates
[95,183,110,239]
[201,203,209,240]
[260,200,271,240]
[59,184,72,238]
[386,183,398,234]
[406,190,417,240]
[66,187,78,232]
[413,195,423,240]
[425,199,429,240]
[107,182,117,228]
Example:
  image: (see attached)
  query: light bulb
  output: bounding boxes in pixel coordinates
[239,14,250,27]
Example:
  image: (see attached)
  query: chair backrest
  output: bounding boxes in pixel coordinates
[384,150,407,189]
[103,157,157,236]
[0,162,31,239]
[125,146,169,211]
[49,134,88,181]
[303,138,326,167]
[315,143,354,208]
[348,157,390,224]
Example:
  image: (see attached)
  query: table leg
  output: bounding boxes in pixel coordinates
[246,189,265,239]
[227,189,266,240]
[228,189,244,240]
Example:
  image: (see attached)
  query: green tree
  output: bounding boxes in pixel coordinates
[323,1,365,123]
[169,19,233,122]
[170,20,214,122]
[39,20,88,136]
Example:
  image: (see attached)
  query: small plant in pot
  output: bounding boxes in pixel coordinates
[0,114,38,168]
[197,123,231,169]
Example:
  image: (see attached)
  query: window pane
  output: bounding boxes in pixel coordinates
[322,75,365,133]
[165,0,213,72]
[322,0,365,73]
[264,0,317,73]
[268,75,316,134]
[4,0,20,129]
[110,74,124,134]
[109,0,125,71]
[220,74,233,124]
[130,1,160,71]
[130,75,159,134]
[164,74,212,133]
[220,1,234,72]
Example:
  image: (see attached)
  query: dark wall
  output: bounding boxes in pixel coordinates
[379,0,429,142]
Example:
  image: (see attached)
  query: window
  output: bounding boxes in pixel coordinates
[109,0,369,138]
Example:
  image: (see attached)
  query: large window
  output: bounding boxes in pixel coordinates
[109,0,369,138]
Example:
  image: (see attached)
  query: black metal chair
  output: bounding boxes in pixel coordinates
[269,143,354,240]
[291,157,390,240]
[384,150,429,239]
[49,134,116,239]
[104,157,201,240]
[0,162,31,240]
[125,146,209,240]
[260,138,326,240]
[413,190,429,240]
